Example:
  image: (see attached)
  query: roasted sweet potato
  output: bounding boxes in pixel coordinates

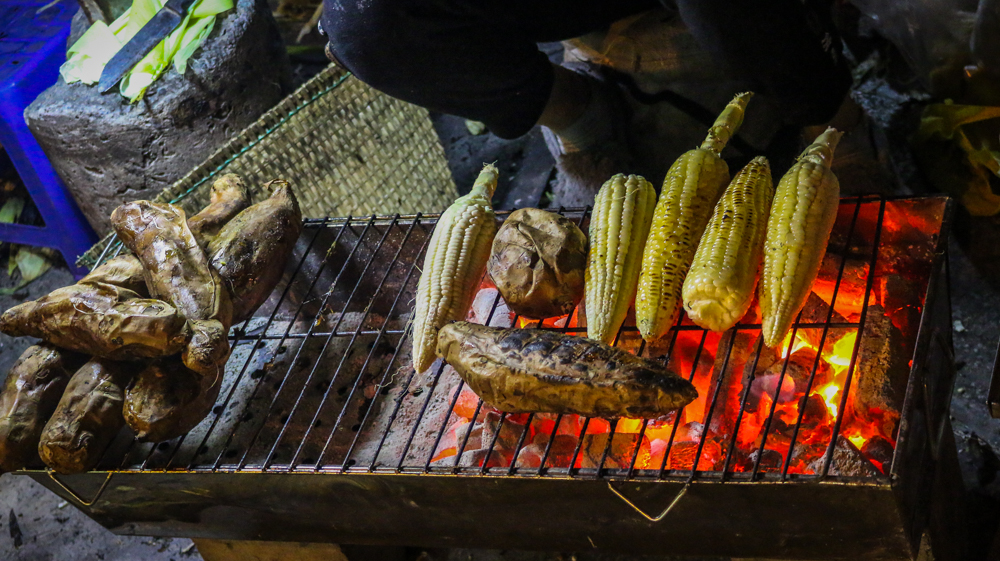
[187,173,252,244]
[111,200,233,375]
[75,176,251,299]
[80,255,148,296]
[124,357,221,442]
[38,358,132,474]
[0,282,190,360]
[207,180,303,323]
[488,208,587,319]
[436,322,698,418]
[0,345,88,472]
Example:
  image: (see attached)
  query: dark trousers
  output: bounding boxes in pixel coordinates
[321,0,851,139]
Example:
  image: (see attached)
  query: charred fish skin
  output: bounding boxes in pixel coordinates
[0,345,88,472]
[436,322,698,418]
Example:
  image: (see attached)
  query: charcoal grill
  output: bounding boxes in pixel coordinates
[22,196,958,560]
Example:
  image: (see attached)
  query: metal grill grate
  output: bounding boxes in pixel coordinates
[79,196,948,486]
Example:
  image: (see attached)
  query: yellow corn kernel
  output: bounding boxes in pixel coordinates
[682,156,773,332]
[585,173,656,344]
[412,164,498,372]
[635,92,753,342]
[760,127,843,348]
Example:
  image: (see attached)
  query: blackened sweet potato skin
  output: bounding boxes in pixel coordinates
[187,174,252,246]
[38,358,133,474]
[208,180,302,323]
[437,322,698,418]
[0,345,88,472]
[124,357,221,442]
[0,282,190,360]
[111,201,233,375]
[81,255,148,296]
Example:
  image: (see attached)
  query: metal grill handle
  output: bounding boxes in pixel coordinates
[607,482,690,522]
[46,470,114,507]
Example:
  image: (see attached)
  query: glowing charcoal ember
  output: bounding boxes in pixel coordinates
[849,304,909,441]
[796,292,851,350]
[665,439,723,471]
[748,448,784,472]
[430,419,468,463]
[448,385,482,420]
[749,349,835,407]
[536,434,583,468]
[514,443,547,468]
[425,199,943,478]
[707,330,776,436]
[813,253,868,317]
[807,435,881,477]
[468,287,514,328]
[876,274,924,341]
[860,435,894,473]
[575,432,644,469]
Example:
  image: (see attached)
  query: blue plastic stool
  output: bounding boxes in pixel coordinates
[0,0,98,278]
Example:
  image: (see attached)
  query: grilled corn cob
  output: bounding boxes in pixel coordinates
[585,173,656,344]
[636,92,753,342]
[682,156,773,332]
[412,164,498,372]
[760,127,843,348]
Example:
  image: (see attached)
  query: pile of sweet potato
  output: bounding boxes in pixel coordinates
[0,175,302,474]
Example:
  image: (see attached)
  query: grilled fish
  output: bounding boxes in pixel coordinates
[436,322,698,418]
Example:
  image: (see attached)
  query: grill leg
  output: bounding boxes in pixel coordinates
[193,539,349,561]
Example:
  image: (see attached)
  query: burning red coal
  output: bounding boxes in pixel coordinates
[430,199,945,478]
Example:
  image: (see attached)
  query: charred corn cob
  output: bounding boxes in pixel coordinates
[636,92,753,342]
[412,164,498,372]
[760,127,843,348]
[585,174,656,344]
[682,156,773,332]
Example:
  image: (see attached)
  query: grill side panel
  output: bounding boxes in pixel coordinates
[29,472,910,560]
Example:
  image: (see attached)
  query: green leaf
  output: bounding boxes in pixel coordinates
[465,120,487,135]
[7,245,17,277]
[61,0,232,100]
[60,21,122,85]
[14,246,53,284]
[0,198,24,224]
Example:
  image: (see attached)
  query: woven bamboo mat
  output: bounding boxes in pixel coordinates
[80,63,457,268]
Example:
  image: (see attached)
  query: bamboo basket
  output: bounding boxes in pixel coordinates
[79,63,457,268]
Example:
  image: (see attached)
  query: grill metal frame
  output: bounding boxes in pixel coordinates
[23,196,958,560]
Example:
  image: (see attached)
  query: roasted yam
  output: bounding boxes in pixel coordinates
[80,255,148,296]
[207,180,303,323]
[76,176,251,299]
[0,282,190,360]
[0,345,88,472]
[488,208,587,319]
[187,173,252,244]
[436,322,698,418]
[111,200,233,375]
[124,357,221,442]
[38,359,132,474]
